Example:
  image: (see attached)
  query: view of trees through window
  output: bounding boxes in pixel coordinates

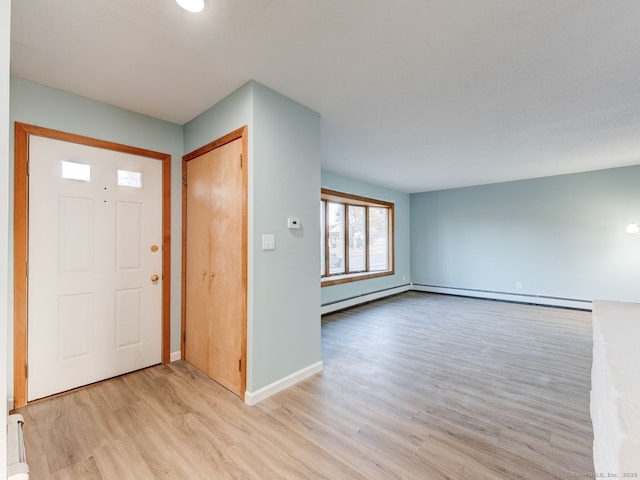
[328,202,345,275]
[321,189,393,284]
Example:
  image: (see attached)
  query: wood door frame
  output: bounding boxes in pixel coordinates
[181,126,248,399]
[13,122,172,408]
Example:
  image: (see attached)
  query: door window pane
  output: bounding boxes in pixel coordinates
[328,202,345,275]
[117,169,142,188]
[369,207,388,271]
[348,205,366,272]
[61,160,91,181]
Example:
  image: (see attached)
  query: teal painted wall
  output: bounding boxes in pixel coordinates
[321,171,411,305]
[184,81,321,392]
[410,166,640,303]
[183,81,253,154]
[8,77,184,398]
[251,82,321,389]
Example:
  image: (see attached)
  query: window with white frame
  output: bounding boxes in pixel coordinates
[321,189,394,286]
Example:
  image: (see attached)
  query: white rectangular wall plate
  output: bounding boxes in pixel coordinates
[262,234,275,250]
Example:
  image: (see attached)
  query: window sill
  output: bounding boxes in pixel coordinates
[321,270,394,287]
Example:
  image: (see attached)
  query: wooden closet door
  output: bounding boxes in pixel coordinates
[184,155,212,375]
[184,136,246,398]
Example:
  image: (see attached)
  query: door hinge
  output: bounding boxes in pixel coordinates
[239,359,242,372]
[240,154,243,170]
[25,363,28,379]
[183,331,186,342]
[183,174,187,186]
[26,160,30,176]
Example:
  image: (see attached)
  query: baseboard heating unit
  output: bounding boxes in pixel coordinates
[8,414,29,480]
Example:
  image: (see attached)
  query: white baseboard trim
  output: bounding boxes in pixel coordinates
[244,361,323,406]
[412,284,593,310]
[321,284,412,315]
[170,351,181,362]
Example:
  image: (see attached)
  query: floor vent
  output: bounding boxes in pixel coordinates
[8,414,29,480]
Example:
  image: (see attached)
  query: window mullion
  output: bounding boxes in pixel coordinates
[344,204,350,273]
[323,200,330,277]
[365,205,370,272]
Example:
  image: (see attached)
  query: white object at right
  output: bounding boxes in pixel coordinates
[591,300,640,476]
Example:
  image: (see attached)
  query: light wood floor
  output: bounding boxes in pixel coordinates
[16,292,594,479]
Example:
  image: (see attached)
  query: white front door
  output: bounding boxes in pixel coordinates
[27,135,163,401]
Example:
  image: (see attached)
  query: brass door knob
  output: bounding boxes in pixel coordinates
[150,274,160,282]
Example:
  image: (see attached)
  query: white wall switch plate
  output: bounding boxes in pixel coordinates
[262,234,275,250]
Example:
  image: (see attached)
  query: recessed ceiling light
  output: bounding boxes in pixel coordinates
[176,0,204,13]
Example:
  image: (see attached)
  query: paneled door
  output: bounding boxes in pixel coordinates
[27,135,163,401]
[184,129,247,399]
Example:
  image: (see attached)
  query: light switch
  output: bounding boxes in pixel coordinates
[262,234,275,250]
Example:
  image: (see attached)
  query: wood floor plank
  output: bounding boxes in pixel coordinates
[49,456,102,480]
[92,437,155,480]
[15,292,594,479]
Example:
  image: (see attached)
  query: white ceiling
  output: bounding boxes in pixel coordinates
[10,0,640,193]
